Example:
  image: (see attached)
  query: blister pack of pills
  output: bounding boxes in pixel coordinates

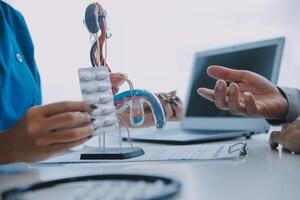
[78,67,118,134]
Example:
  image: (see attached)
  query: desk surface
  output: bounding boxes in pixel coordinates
[1,128,300,200]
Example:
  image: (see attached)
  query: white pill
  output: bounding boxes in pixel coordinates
[85,95,100,104]
[96,71,109,80]
[103,118,117,127]
[101,107,115,115]
[99,94,113,104]
[82,84,98,93]
[79,72,96,81]
[97,84,111,92]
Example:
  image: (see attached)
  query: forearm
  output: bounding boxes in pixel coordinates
[118,111,155,128]
[267,87,300,125]
[0,130,17,164]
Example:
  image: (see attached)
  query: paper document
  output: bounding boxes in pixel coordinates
[36,143,247,165]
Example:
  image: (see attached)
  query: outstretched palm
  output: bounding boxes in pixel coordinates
[197,66,288,119]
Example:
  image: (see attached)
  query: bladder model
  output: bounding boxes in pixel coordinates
[78,2,166,160]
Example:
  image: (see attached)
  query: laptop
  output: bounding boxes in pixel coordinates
[125,37,285,144]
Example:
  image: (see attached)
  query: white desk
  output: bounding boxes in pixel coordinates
[1,129,300,200]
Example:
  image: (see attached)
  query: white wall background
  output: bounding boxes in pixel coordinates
[5,0,300,104]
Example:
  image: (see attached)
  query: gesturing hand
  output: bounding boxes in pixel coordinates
[1,101,95,163]
[197,66,288,119]
[269,117,300,153]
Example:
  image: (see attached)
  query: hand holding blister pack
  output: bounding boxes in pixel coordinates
[78,67,144,160]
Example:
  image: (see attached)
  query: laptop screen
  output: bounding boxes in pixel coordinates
[186,44,277,117]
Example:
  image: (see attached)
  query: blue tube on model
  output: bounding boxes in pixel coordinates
[114,89,166,129]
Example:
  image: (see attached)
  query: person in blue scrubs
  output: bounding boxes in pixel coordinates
[0,1,183,164]
[0,1,97,164]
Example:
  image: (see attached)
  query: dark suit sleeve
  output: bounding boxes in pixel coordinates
[266,87,300,125]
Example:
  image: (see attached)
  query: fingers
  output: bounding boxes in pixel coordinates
[157,93,175,119]
[207,65,248,82]
[112,87,119,95]
[282,147,292,153]
[227,83,245,114]
[269,131,283,149]
[46,137,88,155]
[198,81,260,116]
[243,92,261,116]
[160,100,174,120]
[199,80,242,113]
[197,88,214,101]
[42,101,93,117]
[214,80,228,110]
[171,100,184,120]
[46,125,93,145]
[281,123,290,132]
[291,117,300,128]
[46,112,92,130]
[269,122,300,153]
